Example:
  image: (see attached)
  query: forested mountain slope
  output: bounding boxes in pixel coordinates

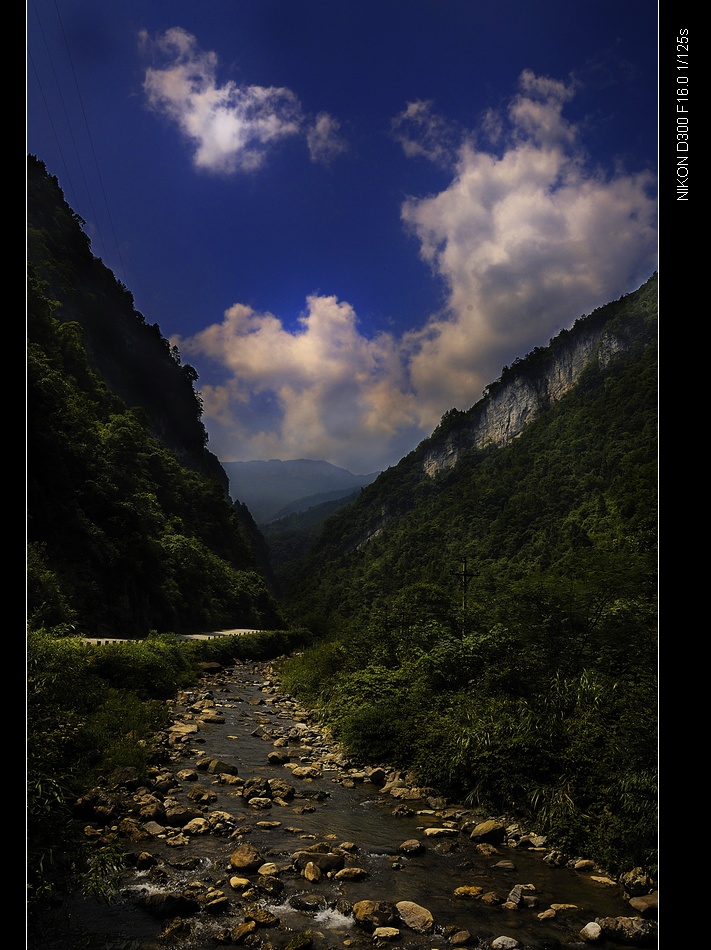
[277,275,657,875]
[27,155,225,488]
[27,155,283,637]
[283,274,657,631]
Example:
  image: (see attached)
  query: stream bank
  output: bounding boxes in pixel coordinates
[38,658,657,950]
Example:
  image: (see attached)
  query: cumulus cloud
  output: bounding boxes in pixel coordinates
[174,295,421,473]
[141,28,346,172]
[399,70,656,429]
[176,70,656,470]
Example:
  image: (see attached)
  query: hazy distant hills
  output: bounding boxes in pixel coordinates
[222,458,381,524]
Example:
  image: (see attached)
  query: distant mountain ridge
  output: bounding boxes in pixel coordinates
[222,458,380,523]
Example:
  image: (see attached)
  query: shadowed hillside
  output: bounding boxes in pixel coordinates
[27,155,283,637]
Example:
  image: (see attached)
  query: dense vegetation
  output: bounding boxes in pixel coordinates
[26,627,310,928]
[276,275,658,877]
[26,152,657,919]
[27,156,282,637]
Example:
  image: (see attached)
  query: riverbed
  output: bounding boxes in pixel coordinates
[47,659,648,950]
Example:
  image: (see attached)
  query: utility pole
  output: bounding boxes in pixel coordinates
[450,556,477,635]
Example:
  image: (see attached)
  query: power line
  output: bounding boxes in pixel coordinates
[28,49,81,216]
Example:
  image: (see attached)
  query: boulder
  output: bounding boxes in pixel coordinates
[628,892,658,920]
[229,843,264,872]
[395,900,434,933]
[596,916,658,947]
[372,927,400,940]
[579,921,602,942]
[398,839,424,855]
[352,900,397,931]
[469,820,506,844]
[293,850,345,874]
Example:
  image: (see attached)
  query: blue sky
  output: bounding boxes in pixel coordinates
[27,1,658,473]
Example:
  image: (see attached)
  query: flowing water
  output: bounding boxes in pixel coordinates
[38,661,646,950]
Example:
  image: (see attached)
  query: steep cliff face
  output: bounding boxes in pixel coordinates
[421,278,655,478]
[27,155,228,492]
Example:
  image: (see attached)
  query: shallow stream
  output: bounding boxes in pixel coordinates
[49,661,644,950]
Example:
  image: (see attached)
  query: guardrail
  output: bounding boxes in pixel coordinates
[81,629,263,646]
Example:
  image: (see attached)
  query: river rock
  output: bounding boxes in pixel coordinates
[243,904,280,926]
[229,842,264,871]
[230,920,257,942]
[365,767,387,785]
[187,785,217,804]
[165,832,189,847]
[247,796,273,809]
[158,917,192,942]
[290,765,322,779]
[334,866,368,880]
[596,915,658,946]
[257,875,284,897]
[469,820,506,844]
[137,794,166,823]
[207,809,236,829]
[268,777,296,800]
[621,867,656,897]
[448,929,473,945]
[169,722,199,739]
[353,900,398,931]
[206,758,239,776]
[229,876,251,890]
[242,776,271,799]
[372,927,400,940]
[138,890,200,919]
[141,819,167,837]
[398,838,424,854]
[629,891,658,919]
[303,861,321,882]
[73,788,121,823]
[177,769,199,781]
[164,801,203,826]
[293,850,345,873]
[289,892,328,913]
[579,921,602,942]
[268,750,290,764]
[395,900,434,933]
[454,886,483,899]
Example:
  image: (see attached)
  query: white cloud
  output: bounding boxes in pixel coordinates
[391,99,460,167]
[176,70,656,470]
[399,70,657,430]
[307,112,349,165]
[174,295,420,473]
[141,28,347,172]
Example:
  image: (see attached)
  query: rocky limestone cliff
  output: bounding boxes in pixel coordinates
[422,316,633,478]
